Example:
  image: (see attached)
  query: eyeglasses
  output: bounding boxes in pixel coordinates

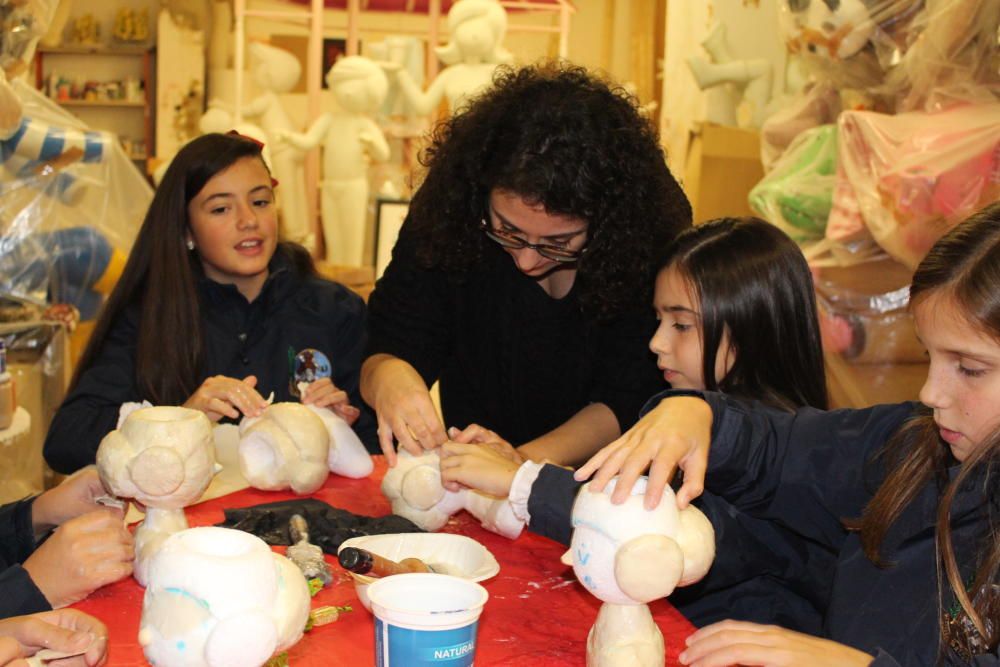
[479,218,587,263]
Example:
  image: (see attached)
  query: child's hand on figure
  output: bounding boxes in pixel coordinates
[446,425,524,464]
[301,378,361,424]
[30,468,108,533]
[575,396,713,510]
[22,510,134,609]
[679,620,873,667]
[439,442,522,497]
[183,375,269,421]
[0,609,108,667]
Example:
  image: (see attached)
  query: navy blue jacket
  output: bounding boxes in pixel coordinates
[0,497,52,618]
[45,247,378,473]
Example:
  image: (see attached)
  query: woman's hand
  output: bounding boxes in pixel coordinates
[439,442,522,497]
[301,378,361,425]
[22,510,134,609]
[30,468,107,533]
[574,396,713,509]
[0,609,108,667]
[679,620,874,667]
[183,375,269,422]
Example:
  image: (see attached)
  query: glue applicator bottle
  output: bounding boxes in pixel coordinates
[338,547,431,578]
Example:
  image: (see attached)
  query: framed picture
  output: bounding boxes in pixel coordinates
[321,38,348,88]
[373,198,410,279]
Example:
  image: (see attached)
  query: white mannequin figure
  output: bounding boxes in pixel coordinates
[281,56,390,265]
[96,406,220,586]
[382,449,524,539]
[242,42,312,248]
[686,22,774,128]
[564,477,715,667]
[238,400,374,495]
[387,0,512,117]
[139,526,311,667]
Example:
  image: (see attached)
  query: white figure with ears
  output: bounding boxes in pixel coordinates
[565,477,715,667]
[242,42,313,248]
[139,526,311,667]
[280,56,390,265]
[686,22,774,128]
[382,449,525,539]
[96,406,220,587]
[385,0,512,117]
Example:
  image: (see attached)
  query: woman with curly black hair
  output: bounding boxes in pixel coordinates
[362,61,692,467]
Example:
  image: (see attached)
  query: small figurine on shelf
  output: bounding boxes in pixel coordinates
[113,8,150,44]
[70,14,101,46]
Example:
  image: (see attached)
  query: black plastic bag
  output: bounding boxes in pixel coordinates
[216,498,423,554]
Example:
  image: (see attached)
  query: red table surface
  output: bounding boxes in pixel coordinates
[74,457,695,666]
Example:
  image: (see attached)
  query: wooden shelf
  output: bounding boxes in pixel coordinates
[57,99,145,108]
[37,45,152,56]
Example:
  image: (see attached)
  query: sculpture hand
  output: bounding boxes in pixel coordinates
[30,468,109,533]
[23,510,134,609]
[574,396,712,510]
[679,621,873,667]
[439,441,521,497]
[184,375,269,421]
[0,609,108,667]
[301,378,361,425]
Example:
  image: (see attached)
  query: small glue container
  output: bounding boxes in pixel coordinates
[0,340,14,430]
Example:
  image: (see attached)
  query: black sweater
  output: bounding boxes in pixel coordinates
[45,248,377,473]
[0,497,51,619]
[365,220,665,444]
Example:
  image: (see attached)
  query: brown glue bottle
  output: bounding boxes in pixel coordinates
[338,547,431,578]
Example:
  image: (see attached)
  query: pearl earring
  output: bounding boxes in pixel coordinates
[186,239,195,250]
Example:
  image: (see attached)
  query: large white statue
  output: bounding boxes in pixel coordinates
[243,42,312,248]
[139,526,311,667]
[238,400,374,495]
[281,56,390,265]
[386,0,512,116]
[96,406,219,586]
[565,477,715,667]
[382,449,524,539]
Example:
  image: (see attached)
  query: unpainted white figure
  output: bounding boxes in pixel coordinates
[139,526,311,667]
[242,42,312,247]
[238,399,374,495]
[386,0,512,117]
[281,56,390,265]
[564,477,715,667]
[686,22,774,128]
[96,406,219,586]
[382,449,524,539]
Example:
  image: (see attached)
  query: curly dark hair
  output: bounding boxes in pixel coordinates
[407,61,692,318]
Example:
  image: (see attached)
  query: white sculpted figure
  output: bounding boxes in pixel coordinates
[139,526,311,667]
[382,449,524,539]
[565,477,715,667]
[280,56,390,265]
[242,42,312,247]
[96,406,219,586]
[238,401,374,495]
[387,0,512,116]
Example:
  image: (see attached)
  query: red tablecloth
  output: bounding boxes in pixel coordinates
[74,458,695,666]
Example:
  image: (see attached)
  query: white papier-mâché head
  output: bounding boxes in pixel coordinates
[566,477,715,606]
[249,42,301,93]
[97,406,217,509]
[437,0,512,66]
[326,56,388,114]
[239,402,374,495]
[139,526,310,667]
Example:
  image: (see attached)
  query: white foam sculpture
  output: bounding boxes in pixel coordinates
[238,402,374,495]
[96,406,219,586]
[565,477,715,667]
[139,526,310,667]
[381,449,523,539]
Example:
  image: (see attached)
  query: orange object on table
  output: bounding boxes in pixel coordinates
[73,458,696,666]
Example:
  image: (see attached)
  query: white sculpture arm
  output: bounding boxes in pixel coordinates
[359,118,390,163]
[280,113,332,152]
[242,94,270,119]
[394,68,450,116]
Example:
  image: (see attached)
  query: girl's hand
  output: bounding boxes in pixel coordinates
[301,378,361,425]
[30,468,107,532]
[22,510,134,609]
[183,375,269,421]
[679,620,874,667]
[574,396,712,510]
[447,425,524,463]
[439,442,522,497]
[0,609,109,667]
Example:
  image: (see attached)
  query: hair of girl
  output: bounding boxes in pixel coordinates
[854,201,1000,656]
[70,132,314,406]
[656,216,828,411]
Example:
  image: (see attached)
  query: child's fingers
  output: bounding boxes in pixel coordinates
[574,442,617,483]
[644,455,676,510]
[676,454,707,508]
